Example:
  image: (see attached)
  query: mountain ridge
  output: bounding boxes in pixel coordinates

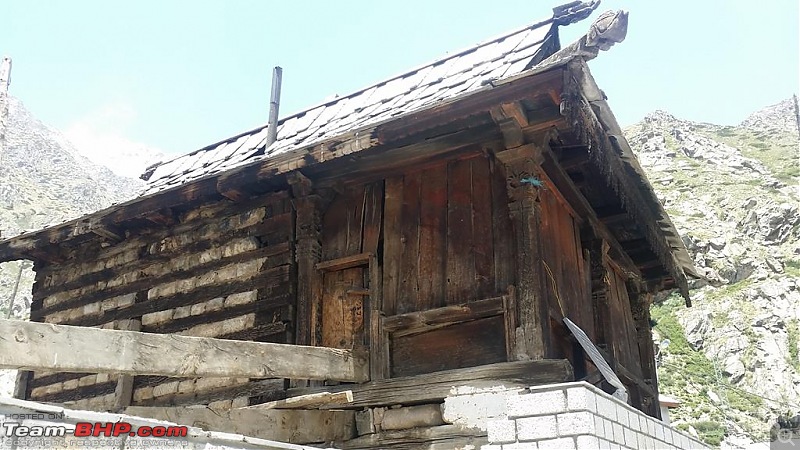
[627,97,799,447]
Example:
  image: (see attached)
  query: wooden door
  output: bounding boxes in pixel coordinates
[321,267,367,349]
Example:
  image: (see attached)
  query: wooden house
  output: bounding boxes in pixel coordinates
[0,3,698,447]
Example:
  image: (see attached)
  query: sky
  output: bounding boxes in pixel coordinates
[2,1,799,160]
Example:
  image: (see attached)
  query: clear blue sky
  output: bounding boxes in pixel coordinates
[3,1,798,156]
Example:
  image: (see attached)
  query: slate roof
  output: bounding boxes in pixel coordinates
[142,17,558,194]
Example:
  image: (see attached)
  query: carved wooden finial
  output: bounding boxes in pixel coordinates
[585,10,629,51]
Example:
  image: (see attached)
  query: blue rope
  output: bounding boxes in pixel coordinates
[520,176,544,188]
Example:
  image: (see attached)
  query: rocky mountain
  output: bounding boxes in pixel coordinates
[0,96,143,394]
[627,97,800,448]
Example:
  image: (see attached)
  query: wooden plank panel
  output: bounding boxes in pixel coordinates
[607,270,642,377]
[554,198,572,317]
[362,180,384,254]
[382,176,404,316]
[539,192,560,319]
[490,157,514,293]
[445,158,475,304]
[574,222,594,340]
[391,316,506,377]
[417,163,448,311]
[470,156,495,299]
[322,192,351,260]
[322,268,366,349]
[346,185,367,256]
[0,319,368,382]
[397,171,421,314]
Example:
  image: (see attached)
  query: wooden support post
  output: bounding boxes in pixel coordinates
[113,318,141,411]
[289,171,334,388]
[369,251,387,380]
[0,319,369,382]
[587,237,612,347]
[12,370,29,400]
[491,144,547,360]
[628,283,661,419]
[289,172,324,350]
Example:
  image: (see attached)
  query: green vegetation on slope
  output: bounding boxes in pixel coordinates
[652,294,766,446]
[704,126,800,183]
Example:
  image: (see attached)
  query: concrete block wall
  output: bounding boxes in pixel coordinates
[482,382,709,450]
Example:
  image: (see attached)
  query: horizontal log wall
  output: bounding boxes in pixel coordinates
[26,191,295,410]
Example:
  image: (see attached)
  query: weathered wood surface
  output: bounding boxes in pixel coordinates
[381,154,514,317]
[322,267,366,350]
[248,390,353,410]
[113,318,140,411]
[495,143,548,360]
[287,360,573,409]
[0,319,368,382]
[337,424,486,449]
[537,171,593,340]
[382,295,505,337]
[391,316,506,377]
[290,174,323,353]
[539,145,641,279]
[124,406,356,444]
[606,268,644,379]
[316,252,372,271]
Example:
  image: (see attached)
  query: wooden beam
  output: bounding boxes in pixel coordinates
[125,406,356,444]
[286,360,574,409]
[316,252,372,272]
[500,102,529,127]
[143,208,177,226]
[338,425,486,449]
[600,212,631,226]
[249,390,354,410]
[491,104,525,149]
[0,319,368,382]
[521,105,565,136]
[382,295,505,337]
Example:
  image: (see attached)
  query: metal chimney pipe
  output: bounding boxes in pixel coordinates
[266,66,283,148]
[0,56,12,173]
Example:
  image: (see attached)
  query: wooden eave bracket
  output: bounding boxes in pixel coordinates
[74,218,124,244]
[143,208,178,227]
[287,170,313,197]
[490,102,528,149]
